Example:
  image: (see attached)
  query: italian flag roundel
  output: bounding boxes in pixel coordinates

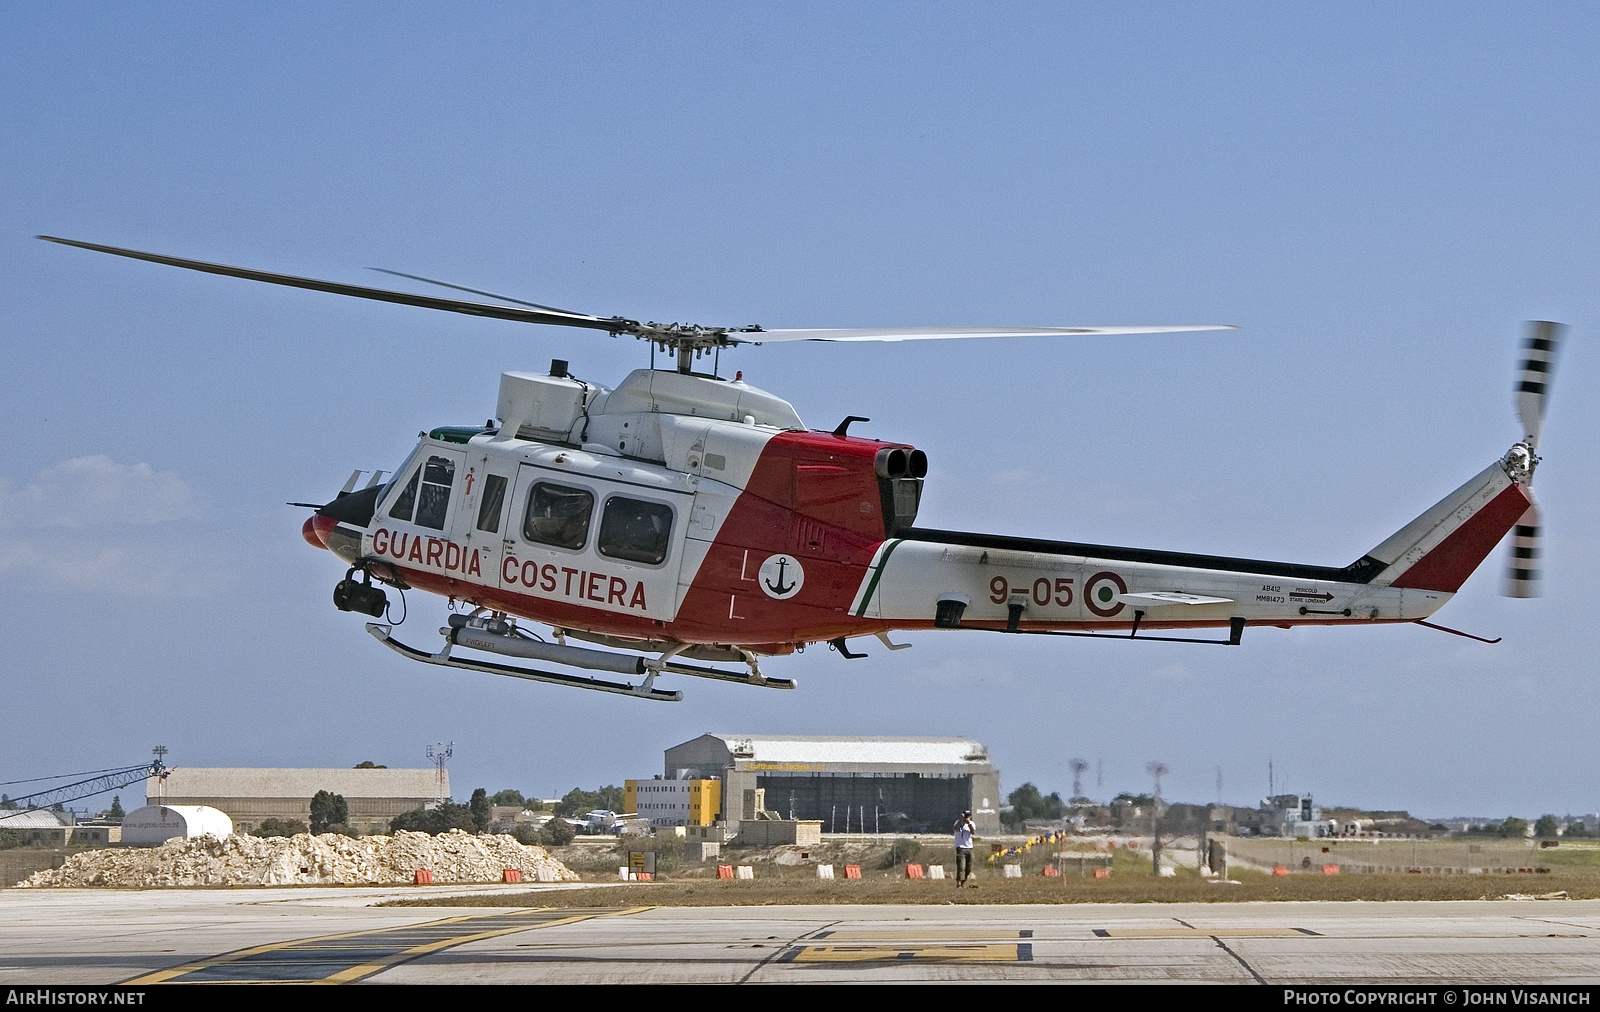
[1084,571,1127,617]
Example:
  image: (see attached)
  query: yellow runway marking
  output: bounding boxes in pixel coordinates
[317,912,601,984]
[125,909,551,984]
[790,943,1032,963]
[1092,927,1316,938]
[811,929,1033,942]
[123,906,655,985]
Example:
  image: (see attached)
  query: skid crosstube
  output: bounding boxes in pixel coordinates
[367,624,683,701]
[367,625,797,700]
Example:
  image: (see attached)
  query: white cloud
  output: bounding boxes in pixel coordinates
[0,456,200,528]
[0,540,181,595]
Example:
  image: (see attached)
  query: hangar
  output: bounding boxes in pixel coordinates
[663,734,1001,835]
[145,768,443,834]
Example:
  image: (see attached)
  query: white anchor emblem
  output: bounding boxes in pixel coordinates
[757,554,804,600]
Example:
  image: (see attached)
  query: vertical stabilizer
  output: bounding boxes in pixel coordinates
[1365,457,1532,592]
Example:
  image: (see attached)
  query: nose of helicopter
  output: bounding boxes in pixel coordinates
[302,513,336,549]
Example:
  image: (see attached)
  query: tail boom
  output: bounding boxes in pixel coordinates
[851,454,1531,635]
[852,534,1443,634]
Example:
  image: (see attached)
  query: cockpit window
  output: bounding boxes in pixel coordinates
[598,496,673,565]
[388,471,419,522]
[413,456,455,530]
[524,482,593,550]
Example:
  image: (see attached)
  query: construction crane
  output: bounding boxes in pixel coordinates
[0,747,169,817]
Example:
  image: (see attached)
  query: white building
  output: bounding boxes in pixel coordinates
[121,805,234,846]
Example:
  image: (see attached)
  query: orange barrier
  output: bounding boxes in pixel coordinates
[637,872,652,882]
[844,865,862,879]
[414,869,433,885]
[716,865,734,879]
[1322,865,1340,875]
[1043,865,1058,877]
[1272,866,1289,875]
[502,868,521,883]
[905,864,924,879]
[1093,868,1110,879]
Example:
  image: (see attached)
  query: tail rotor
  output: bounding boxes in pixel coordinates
[1503,495,1543,598]
[1503,321,1565,598]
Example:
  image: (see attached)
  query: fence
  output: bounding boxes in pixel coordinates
[1222,836,1545,874]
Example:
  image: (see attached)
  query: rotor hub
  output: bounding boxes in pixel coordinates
[1502,441,1538,485]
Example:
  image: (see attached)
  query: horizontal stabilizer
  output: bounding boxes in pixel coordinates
[1116,592,1234,607]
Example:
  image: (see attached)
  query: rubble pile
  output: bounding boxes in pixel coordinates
[18,829,580,888]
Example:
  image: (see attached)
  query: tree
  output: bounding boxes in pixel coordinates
[388,802,476,836]
[1534,815,1561,838]
[1,795,16,810]
[540,817,575,847]
[255,819,309,838]
[353,761,387,769]
[469,788,491,833]
[556,786,625,818]
[310,791,349,834]
[0,828,20,850]
[1501,817,1529,838]
[511,824,541,846]
[108,796,124,820]
[491,789,525,807]
[1002,783,1065,829]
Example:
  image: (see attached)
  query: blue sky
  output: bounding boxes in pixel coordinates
[3,4,1596,819]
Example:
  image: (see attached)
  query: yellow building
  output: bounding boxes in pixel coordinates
[624,778,721,828]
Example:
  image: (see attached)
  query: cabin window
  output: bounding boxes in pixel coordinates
[598,496,674,565]
[524,482,593,549]
[476,474,508,533]
[413,456,455,530]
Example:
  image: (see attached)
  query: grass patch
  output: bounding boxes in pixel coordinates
[383,867,1600,908]
[1532,844,1600,868]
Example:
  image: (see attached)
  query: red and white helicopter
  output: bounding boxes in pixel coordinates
[40,236,1561,702]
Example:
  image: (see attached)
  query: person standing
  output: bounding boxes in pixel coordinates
[953,811,975,887]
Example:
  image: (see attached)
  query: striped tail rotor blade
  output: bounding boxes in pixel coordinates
[1503,498,1542,599]
[1515,321,1565,452]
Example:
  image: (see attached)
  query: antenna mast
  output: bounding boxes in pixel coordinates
[1069,758,1089,800]
[425,742,453,804]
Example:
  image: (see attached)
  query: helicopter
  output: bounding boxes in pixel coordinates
[38,236,1561,702]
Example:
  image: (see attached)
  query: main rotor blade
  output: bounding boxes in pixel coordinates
[367,268,586,317]
[37,236,624,334]
[734,324,1235,344]
[1515,320,1565,451]
[39,236,1235,353]
[1502,495,1542,599]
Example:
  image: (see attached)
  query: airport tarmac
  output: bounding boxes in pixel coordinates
[2,885,1598,985]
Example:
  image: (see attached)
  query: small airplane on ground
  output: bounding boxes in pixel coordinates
[39,236,1562,701]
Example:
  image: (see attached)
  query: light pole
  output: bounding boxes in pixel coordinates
[1146,761,1168,877]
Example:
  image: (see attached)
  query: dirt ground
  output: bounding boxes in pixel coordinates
[401,837,1600,907]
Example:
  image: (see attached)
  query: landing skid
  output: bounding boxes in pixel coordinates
[365,624,795,701]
